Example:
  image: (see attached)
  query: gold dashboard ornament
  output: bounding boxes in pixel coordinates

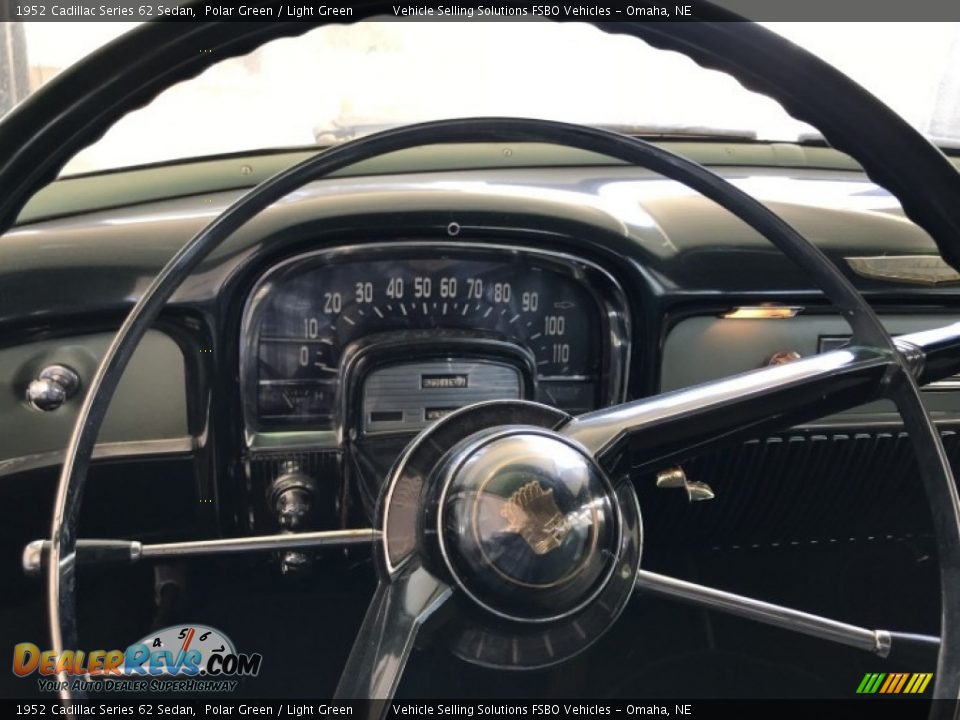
[500,481,570,555]
[845,255,960,286]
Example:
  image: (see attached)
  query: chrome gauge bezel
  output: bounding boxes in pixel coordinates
[239,241,632,450]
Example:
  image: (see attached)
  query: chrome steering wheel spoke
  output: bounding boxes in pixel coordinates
[634,569,939,658]
[563,344,897,473]
[335,563,452,702]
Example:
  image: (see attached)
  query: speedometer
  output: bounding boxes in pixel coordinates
[240,244,629,439]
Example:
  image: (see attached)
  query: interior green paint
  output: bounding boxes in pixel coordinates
[14,141,880,227]
[0,330,188,464]
[662,314,960,423]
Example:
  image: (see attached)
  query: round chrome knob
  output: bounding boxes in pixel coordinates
[26,364,80,412]
[274,486,314,531]
[267,467,318,575]
[268,469,317,531]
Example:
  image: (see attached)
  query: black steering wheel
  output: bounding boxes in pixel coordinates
[4,12,960,704]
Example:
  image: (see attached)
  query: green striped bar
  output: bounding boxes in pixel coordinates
[861,673,887,694]
[857,671,934,695]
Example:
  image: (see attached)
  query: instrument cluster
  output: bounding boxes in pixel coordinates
[241,243,630,445]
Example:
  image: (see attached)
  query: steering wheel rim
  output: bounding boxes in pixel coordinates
[37,116,960,702]
[1,13,957,703]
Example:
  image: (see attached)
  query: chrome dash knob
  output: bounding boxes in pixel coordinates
[26,364,80,412]
[267,465,319,575]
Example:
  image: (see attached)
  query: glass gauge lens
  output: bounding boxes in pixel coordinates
[245,248,624,430]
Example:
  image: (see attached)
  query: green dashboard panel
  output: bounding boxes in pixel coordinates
[662,314,960,423]
[0,330,188,470]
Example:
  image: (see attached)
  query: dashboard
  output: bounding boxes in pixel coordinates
[4,155,960,565]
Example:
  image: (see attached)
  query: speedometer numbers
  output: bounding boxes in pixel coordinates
[243,247,629,435]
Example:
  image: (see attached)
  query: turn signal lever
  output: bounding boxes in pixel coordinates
[22,529,379,578]
[22,538,140,577]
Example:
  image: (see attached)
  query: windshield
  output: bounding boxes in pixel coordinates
[2,21,959,175]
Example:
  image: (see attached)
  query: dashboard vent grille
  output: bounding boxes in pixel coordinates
[634,428,960,549]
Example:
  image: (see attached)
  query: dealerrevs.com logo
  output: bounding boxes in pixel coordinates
[12,624,262,693]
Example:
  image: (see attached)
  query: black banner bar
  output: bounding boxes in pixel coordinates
[0,699,951,719]
[3,0,960,22]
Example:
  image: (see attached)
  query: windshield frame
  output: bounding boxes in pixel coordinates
[3,20,958,177]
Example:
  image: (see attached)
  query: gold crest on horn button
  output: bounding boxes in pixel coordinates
[500,481,570,555]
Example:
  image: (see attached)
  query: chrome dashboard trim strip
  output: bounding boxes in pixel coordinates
[0,437,195,479]
[246,430,339,453]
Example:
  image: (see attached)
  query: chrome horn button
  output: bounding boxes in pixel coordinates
[436,429,621,623]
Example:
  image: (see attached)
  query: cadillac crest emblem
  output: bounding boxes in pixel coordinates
[500,480,570,555]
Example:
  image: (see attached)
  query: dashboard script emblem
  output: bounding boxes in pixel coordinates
[500,481,570,555]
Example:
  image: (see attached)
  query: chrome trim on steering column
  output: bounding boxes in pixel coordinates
[898,321,960,387]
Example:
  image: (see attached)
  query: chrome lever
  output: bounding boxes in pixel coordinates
[655,466,715,502]
[23,528,380,577]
